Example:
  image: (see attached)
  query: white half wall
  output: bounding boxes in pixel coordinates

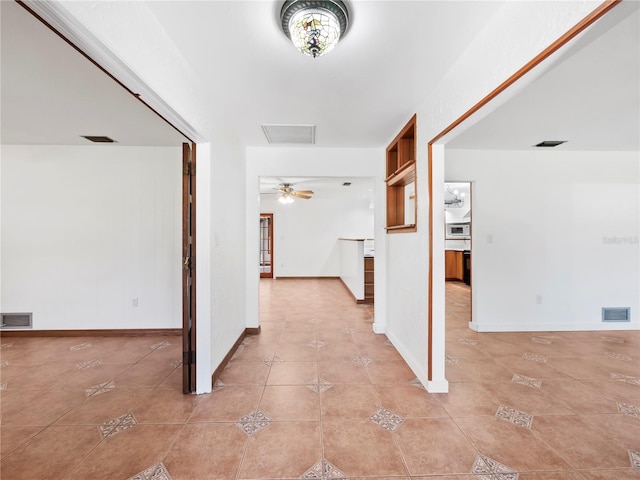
[1,145,182,330]
[446,149,639,332]
[339,240,365,301]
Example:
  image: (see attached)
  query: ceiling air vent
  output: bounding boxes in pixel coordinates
[260,124,315,144]
[535,140,566,147]
[1,312,32,329]
[81,135,116,143]
[602,307,631,322]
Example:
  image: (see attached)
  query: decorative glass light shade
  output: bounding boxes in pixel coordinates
[281,1,350,58]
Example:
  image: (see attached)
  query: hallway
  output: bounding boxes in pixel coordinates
[0,278,639,479]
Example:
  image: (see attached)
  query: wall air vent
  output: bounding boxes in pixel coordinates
[602,307,631,322]
[1,312,32,329]
[535,140,566,147]
[81,135,116,143]
[260,124,315,144]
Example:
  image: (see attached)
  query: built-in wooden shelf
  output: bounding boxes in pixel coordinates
[386,114,417,233]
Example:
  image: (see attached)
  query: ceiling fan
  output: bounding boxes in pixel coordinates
[274,183,314,204]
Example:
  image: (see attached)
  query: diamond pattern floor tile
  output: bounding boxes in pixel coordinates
[85,380,116,397]
[369,407,404,432]
[604,351,632,361]
[611,373,640,385]
[496,404,533,429]
[262,356,284,366]
[446,354,460,364]
[128,462,172,480]
[76,359,103,370]
[618,402,640,418]
[307,377,333,393]
[522,352,547,363]
[410,377,426,390]
[300,459,347,479]
[236,409,271,435]
[630,449,640,470]
[70,342,92,351]
[352,356,373,366]
[471,454,519,479]
[511,373,542,389]
[99,412,138,439]
[531,336,552,345]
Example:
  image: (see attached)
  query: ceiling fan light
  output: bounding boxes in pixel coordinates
[278,194,294,204]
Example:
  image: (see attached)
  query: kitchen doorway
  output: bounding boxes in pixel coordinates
[260,213,274,278]
[444,182,472,325]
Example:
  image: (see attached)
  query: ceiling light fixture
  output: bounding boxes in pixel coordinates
[278,193,295,204]
[280,0,350,58]
[444,185,465,208]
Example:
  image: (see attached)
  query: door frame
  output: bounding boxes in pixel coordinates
[182,142,197,393]
[426,0,620,382]
[259,213,274,279]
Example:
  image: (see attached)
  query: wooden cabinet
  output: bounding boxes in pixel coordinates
[445,250,464,281]
[364,257,374,304]
[386,114,417,233]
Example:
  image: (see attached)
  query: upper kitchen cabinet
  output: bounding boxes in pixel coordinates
[386,114,417,233]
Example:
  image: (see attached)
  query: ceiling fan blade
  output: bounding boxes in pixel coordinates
[292,193,312,199]
[294,190,314,194]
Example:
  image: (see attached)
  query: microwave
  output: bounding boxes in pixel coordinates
[446,223,470,237]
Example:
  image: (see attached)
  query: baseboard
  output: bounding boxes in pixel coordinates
[211,327,261,387]
[246,325,261,335]
[0,328,181,337]
[470,321,640,332]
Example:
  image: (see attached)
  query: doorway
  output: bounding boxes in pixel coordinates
[444,181,472,331]
[260,213,274,279]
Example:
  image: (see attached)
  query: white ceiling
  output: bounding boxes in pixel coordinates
[1,0,638,152]
[0,1,188,146]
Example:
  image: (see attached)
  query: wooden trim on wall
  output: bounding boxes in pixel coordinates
[0,328,181,337]
[15,1,194,143]
[427,143,438,382]
[426,0,621,381]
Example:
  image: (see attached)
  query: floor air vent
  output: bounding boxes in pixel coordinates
[1,312,32,329]
[602,307,631,322]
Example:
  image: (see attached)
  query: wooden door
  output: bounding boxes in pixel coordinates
[259,214,274,278]
[182,143,196,393]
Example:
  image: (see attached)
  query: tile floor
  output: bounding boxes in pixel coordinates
[1,278,639,479]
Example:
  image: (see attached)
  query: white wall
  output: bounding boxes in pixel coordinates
[1,145,182,330]
[387,0,603,393]
[446,149,639,331]
[208,131,248,372]
[259,192,373,277]
[246,147,386,332]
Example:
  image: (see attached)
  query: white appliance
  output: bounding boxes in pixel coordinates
[446,223,470,238]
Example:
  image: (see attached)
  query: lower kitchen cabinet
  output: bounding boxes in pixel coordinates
[445,250,464,281]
